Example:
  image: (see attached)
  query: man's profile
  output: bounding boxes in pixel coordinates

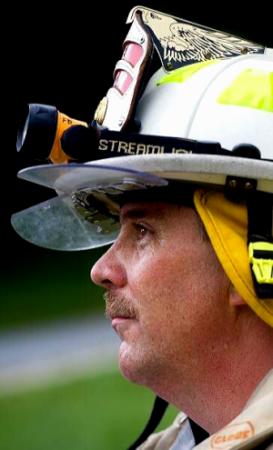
[12,6,273,449]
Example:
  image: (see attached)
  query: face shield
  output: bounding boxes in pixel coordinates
[11,164,168,250]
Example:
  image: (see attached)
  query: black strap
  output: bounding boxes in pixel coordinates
[127,396,169,450]
[61,123,264,163]
[247,193,273,299]
[248,193,273,244]
[188,418,209,444]
[95,128,230,159]
[126,397,209,450]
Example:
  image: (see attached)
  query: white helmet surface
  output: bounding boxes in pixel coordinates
[137,54,273,158]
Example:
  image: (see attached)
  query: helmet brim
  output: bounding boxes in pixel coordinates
[11,153,273,251]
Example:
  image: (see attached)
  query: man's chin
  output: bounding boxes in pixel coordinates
[118,341,132,374]
[118,342,146,384]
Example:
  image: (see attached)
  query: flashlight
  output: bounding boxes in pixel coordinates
[16,103,97,164]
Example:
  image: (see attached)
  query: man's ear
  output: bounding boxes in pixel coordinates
[229,286,246,306]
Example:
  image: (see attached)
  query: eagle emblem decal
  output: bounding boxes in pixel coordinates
[127,7,264,71]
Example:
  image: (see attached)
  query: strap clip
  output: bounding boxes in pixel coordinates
[249,242,273,285]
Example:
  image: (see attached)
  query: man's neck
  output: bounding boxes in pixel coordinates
[150,327,273,433]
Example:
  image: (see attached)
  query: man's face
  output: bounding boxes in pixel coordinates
[91,201,232,390]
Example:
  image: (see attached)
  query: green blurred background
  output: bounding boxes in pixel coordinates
[0,249,104,330]
[1,1,272,449]
[0,371,178,450]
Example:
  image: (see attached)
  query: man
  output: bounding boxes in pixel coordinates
[12,6,273,449]
[91,187,273,450]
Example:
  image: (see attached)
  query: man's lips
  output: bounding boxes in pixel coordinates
[111,315,136,323]
[111,315,136,325]
[111,316,137,333]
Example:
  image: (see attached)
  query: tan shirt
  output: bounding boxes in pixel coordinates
[138,369,273,450]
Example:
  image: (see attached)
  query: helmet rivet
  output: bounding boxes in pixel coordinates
[166,61,173,70]
[140,37,145,44]
[245,181,253,190]
[241,47,248,54]
[204,51,212,59]
[228,179,237,189]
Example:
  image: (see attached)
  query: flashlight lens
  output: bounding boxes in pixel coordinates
[21,113,30,146]
[16,104,58,160]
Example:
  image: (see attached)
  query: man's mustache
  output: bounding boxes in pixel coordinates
[104,291,137,320]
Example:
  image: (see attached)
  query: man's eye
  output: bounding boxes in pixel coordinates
[134,223,149,238]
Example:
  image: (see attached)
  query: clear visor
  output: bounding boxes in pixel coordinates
[11,164,167,251]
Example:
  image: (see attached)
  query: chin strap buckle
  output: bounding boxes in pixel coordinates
[249,241,273,298]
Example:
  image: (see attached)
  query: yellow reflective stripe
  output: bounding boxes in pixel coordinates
[157,59,220,86]
[218,69,273,112]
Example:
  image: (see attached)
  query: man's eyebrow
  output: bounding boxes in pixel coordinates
[120,206,165,224]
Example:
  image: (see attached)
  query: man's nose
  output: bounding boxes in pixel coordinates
[90,246,127,289]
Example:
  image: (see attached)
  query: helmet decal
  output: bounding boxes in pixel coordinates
[217,68,273,112]
[127,6,264,71]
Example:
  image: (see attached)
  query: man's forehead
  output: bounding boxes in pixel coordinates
[119,201,179,223]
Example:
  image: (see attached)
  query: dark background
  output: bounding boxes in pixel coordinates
[2,0,272,279]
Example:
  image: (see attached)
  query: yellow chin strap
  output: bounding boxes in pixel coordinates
[194,189,273,328]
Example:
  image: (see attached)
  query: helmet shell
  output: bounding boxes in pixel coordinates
[136,53,273,159]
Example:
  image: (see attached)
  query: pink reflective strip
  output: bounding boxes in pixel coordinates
[123,42,143,67]
[113,70,133,94]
